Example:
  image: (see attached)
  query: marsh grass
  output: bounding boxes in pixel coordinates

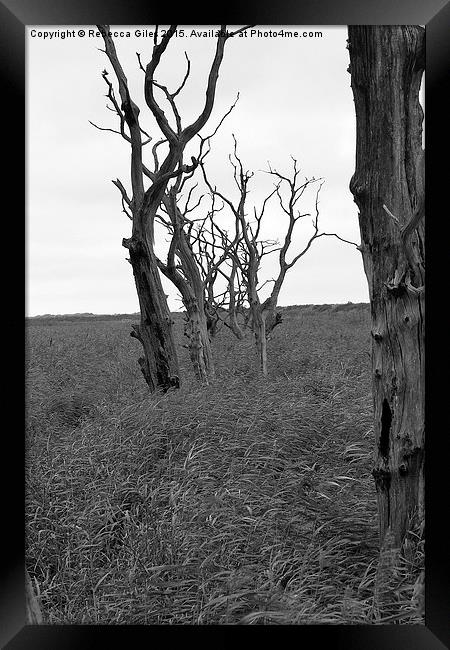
[25,304,424,624]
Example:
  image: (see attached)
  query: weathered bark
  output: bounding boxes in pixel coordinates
[176,222,215,383]
[247,289,267,376]
[26,570,43,624]
[265,310,283,337]
[203,268,219,338]
[183,298,215,382]
[158,219,215,384]
[348,26,425,549]
[228,311,245,340]
[254,313,268,377]
[205,304,220,338]
[125,235,180,392]
[227,262,245,340]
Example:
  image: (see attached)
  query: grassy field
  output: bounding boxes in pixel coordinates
[25,304,424,625]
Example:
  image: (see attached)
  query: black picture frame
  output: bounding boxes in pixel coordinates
[2,0,449,647]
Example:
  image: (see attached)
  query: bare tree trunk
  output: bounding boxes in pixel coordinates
[125,235,180,391]
[226,262,245,340]
[158,224,215,384]
[205,304,220,338]
[204,280,221,339]
[258,318,268,377]
[265,309,283,337]
[177,237,215,383]
[204,269,221,338]
[184,298,215,383]
[348,26,425,550]
[229,312,245,340]
[251,305,268,376]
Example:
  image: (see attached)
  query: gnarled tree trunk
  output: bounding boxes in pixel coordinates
[126,235,180,392]
[183,296,215,383]
[348,26,425,549]
[177,228,215,384]
[255,315,268,377]
[249,297,268,377]
[158,221,215,385]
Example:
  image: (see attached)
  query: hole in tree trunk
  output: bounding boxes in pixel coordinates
[380,398,392,459]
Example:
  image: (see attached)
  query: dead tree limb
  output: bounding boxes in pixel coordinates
[95,24,243,390]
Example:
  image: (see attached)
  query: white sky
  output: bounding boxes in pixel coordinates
[27,25,371,316]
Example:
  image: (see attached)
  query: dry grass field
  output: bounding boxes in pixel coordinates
[25,304,424,624]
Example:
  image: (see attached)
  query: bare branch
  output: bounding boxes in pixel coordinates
[97,25,145,205]
[120,197,133,220]
[143,25,179,144]
[172,52,191,98]
[158,156,200,185]
[183,183,206,216]
[112,178,132,206]
[151,78,183,134]
[136,52,146,73]
[89,120,124,138]
[112,178,133,220]
[200,162,238,216]
[227,25,254,37]
[93,71,154,146]
[197,92,240,161]
[181,26,232,143]
[258,278,276,292]
[96,71,132,143]
[282,181,324,270]
[151,138,167,173]
[316,232,360,248]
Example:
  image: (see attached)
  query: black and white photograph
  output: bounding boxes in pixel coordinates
[22,22,429,629]
[1,0,447,644]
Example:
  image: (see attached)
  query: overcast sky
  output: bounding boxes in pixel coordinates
[27,25,372,316]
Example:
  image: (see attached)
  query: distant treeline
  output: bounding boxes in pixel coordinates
[26,303,370,327]
[26,313,140,326]
[283,303,370,313]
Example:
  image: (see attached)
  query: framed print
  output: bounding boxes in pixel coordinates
[1,0,448,647]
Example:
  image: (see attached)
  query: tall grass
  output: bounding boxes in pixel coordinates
[25,305,424,624]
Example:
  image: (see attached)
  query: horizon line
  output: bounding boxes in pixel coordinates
[26,301,370,319]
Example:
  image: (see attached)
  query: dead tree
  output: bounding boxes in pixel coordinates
[95,24,249,390]
[188,203,233,339]
[348,26,425,551]
[151,98,241,383]
[220,255,248,339]
[203,138,358,375]
[156,181,238,383]
[155,184,213,382]
[193,205,248,340]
